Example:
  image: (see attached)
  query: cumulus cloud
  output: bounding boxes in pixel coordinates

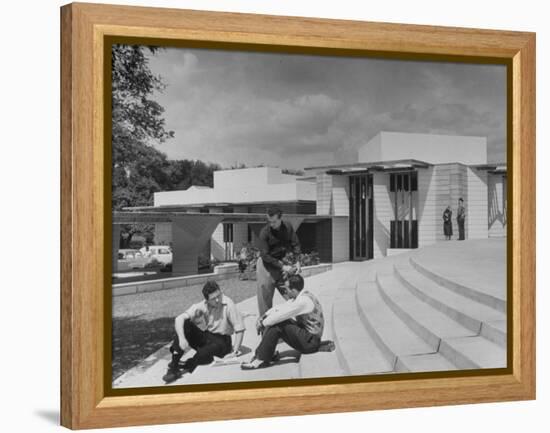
[146,48,507,169]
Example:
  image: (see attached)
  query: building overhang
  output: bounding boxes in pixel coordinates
[471,163,507,175]
[124,200,316,213]
[305,159,432,175]
[113,211,344,225]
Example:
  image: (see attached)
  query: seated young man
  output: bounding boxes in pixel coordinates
[163,280,245,383]
[241,274,324,369]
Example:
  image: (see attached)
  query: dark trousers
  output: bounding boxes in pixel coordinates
[458,220,465,240]
[169,319,232,372]
[256,320,321,362]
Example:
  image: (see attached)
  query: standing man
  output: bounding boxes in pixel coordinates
[241,274,324,369]
[256,206,301,317]
[162,280,245,383]
[457,198,466,241]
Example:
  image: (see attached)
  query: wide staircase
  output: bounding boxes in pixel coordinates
[113,239,507,388]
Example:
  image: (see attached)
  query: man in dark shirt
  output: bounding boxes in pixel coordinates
[256,207,301,316]
[457,198,466,241]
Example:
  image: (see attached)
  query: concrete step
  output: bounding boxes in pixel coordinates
[355,280,439,370]
[183,313,301,385]
[481,320,507,347]
[376,273,477,349]
[394,262,507,348]
[439,336,507,369]
[395,353,457,373]
[332,286,393,376]
[299,290,345,379]
[410,256,506,313]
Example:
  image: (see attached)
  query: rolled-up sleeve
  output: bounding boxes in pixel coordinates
[262,296,314,327]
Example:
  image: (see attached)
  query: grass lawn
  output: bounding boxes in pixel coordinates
[112,277,257,380]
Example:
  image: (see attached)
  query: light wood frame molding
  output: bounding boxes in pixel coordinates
[60,2,535,429]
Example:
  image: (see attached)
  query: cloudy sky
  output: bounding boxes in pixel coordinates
[145,47,507,170]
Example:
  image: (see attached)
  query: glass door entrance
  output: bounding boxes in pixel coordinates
[349,175,373,260]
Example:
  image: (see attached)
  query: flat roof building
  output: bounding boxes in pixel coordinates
[114,131,507,276]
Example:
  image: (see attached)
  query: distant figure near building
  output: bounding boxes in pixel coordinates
[241,274,324,370]
[457,198,466,240]
[443,206,453,240]
[256,207,301,316]
[162,281,245,383]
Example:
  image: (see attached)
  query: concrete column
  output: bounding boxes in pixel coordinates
[210,223,225,261]
[172,216,224,276]
[112,224,121,275]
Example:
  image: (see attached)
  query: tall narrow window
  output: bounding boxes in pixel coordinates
[390,172,418,249]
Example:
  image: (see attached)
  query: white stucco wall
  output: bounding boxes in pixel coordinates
[358,131,488,165]
[155,181,316,207]
[357,133,382,163]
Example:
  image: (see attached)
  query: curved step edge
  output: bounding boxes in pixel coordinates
[375,274,441,350]
[409,257,506,313]
[394,264,482,335]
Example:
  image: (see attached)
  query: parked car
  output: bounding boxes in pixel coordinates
[118,249,141,260]
[138,245,173,270]
[117,249,149,271]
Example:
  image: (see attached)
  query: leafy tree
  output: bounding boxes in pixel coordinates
[111,45,174,211]
[111,45,175,247]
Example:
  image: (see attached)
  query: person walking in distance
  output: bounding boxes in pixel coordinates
[256,206,301,317]
[457,198,466,240]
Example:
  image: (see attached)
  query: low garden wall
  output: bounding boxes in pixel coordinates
[112,263,333,297]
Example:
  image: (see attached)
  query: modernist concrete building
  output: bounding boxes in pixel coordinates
[114,131,507,276]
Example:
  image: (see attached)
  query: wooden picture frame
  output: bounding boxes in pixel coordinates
[60,2,535,429]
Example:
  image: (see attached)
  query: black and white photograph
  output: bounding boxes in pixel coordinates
[110,44,508,389]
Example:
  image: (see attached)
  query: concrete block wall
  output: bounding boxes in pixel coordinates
[417,167,437,247]
[372,172,392,258]
[467,168,489,239]
[488,174,507,237]
[316,173,332,215]
[423,164,468,243]
[331,217,350,262]
[331,175,350,216]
